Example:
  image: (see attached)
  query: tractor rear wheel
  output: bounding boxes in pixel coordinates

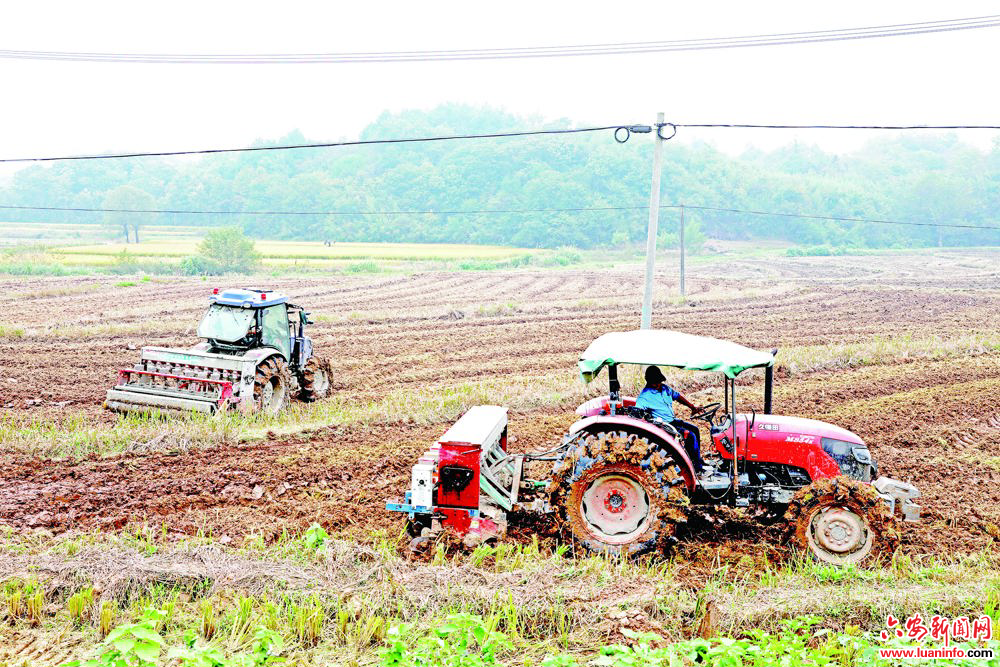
[548,430,689,557]
[785,476,899,566]
[298,356,331,402]
[254,357,293,415]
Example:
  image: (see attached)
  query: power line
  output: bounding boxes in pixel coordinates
[3,201,998,232]
[674,123,1000,130]
[678,204,1000,231]
[2,15,997,63]
[0,125,627,164]
[0,203,647,216]
[4,120,999,165]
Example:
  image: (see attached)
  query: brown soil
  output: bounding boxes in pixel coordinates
[1,250,999,565]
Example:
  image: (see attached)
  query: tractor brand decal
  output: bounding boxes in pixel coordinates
[758,423,779,431]
[784,434,815,444]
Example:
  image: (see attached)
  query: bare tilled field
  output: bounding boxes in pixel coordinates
[1,249,999,566]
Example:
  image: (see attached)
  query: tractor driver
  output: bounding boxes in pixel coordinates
[635,365,706,472]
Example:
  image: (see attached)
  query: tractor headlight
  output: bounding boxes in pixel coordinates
[821,437,873,481]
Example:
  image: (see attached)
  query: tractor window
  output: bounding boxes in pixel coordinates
[197,305,255,343]
[261,304,291,360]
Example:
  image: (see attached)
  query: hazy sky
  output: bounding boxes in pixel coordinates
[1,0,998,171]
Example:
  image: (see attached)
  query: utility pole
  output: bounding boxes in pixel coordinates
[640,112,665,330]
[679,204,685,297]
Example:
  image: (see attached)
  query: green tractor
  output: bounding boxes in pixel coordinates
[105,288,331,415]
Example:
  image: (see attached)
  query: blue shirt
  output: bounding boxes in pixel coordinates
[635,386,680,422]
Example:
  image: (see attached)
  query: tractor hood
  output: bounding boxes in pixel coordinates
[733,414,865,446]
[579,330,775,381]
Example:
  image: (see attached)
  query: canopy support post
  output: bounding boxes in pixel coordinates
[763,365,773,415]
[763,348,777,415]
[608,364,621,414]
[732,379,739,499]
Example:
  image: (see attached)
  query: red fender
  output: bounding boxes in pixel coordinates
[567,415,697,491]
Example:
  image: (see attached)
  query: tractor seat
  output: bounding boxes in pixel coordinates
[623,405,653,421]
[623,406,680,437]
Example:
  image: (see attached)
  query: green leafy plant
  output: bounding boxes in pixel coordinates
[171,626,285,667]
[592,628,666,667]
[167,636,227,667]
[242,627,285,666]
[381,613,512,667]
[302,523,329,551]
[66,608,166,667]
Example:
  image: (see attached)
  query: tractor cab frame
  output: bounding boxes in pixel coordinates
[199,288,315,368]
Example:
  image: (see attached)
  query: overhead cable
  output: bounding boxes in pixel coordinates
[0,125,628,164]
[677,204,1000,231]
[0,203,647,216]
[3,202,997,232]
[4,120,999,164]
[1,15,997,63]
[673,123,1000,130]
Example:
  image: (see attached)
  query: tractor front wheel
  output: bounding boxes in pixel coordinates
[254,357,293,415]
[298,356,331,402]
[785,476,899,566]
[548,430,689,557]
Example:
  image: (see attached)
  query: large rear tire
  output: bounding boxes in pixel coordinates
[298,356,331,402]
[548,430,689,557]
[254,357,292,415]
[785,476,899,566]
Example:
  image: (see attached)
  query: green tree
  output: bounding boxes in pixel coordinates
[2,105,997,249]
[102,185,156,243]
[186,227,261,274]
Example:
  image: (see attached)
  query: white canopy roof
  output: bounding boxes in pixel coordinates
[579,330,775,381]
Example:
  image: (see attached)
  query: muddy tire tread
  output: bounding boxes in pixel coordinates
[783,476,900,565]
[253,356,293,414]
[298,356,331,402]
[548,430,689,557]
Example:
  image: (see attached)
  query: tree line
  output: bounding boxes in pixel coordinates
[2,104,998,248]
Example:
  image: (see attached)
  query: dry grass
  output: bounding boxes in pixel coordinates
[778,332,1000,376]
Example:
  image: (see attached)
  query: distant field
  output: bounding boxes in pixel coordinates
[2,223,538,262]
[0,221,204,246]
[52,239,538,261]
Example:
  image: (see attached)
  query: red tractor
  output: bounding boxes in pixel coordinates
[387,330,920,565]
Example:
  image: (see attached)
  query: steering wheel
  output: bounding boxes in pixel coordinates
[689,402,722,423]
